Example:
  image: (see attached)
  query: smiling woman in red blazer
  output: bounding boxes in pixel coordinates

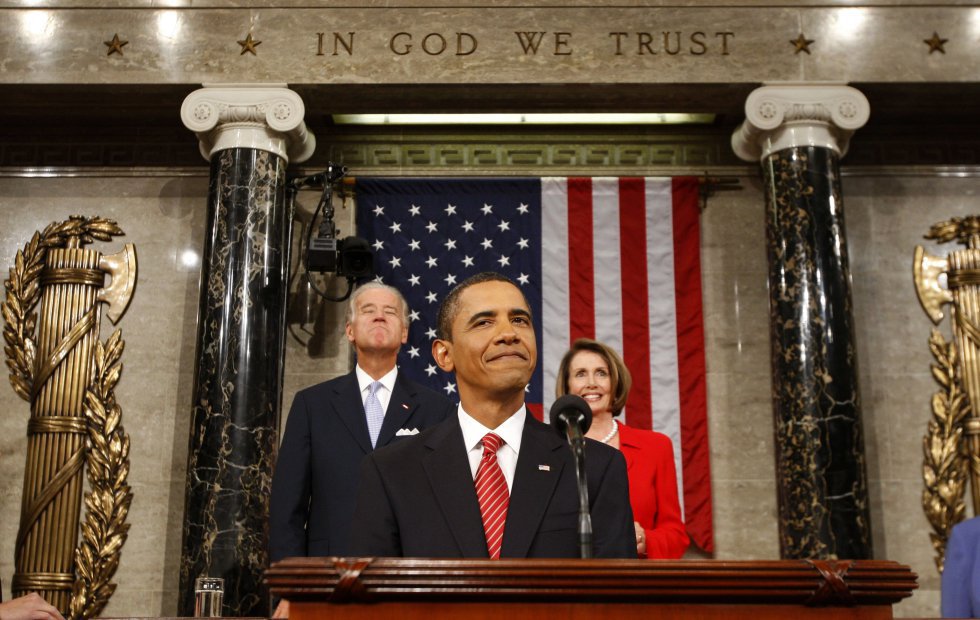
[556,338,689,559]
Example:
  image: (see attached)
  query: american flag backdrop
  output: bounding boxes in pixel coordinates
[354,176,713,553]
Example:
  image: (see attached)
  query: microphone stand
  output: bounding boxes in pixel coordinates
[563,416,593,559]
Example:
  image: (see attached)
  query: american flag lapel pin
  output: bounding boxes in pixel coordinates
[402,403,409,409]
[538,464,551,472]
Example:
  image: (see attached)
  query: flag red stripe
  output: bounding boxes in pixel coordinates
[567,177,595,340]
[618,178,652,430]
[672,176,713,553]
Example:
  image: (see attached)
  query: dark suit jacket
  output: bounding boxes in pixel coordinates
[943,516,980,618]
[268,370,454,561]
[349,412,636,558]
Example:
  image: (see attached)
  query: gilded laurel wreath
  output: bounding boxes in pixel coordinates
[926,216,980,247]
[922,328,970,572]
[2,215,131,620]
[70,331,132,620]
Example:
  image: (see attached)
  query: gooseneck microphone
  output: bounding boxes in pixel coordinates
[550,394,594,559]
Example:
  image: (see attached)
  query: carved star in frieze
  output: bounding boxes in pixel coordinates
[790,33,814,55]
[237,33,261,55]
[924,32,948,54]
[103,33,128,56]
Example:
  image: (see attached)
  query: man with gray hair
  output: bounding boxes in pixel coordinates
[269,281,454,561]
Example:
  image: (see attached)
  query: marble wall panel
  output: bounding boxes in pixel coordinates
[0,168,978,620]
[802,7,979,82]
[0,5,976,84]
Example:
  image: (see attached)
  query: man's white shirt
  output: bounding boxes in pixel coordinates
[458,404,526,493]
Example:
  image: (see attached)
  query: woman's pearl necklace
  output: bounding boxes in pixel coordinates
[599,420,618,444]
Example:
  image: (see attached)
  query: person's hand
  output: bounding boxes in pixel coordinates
[272,599,289,619]
[0,593,65,620]
[633,521,647,557]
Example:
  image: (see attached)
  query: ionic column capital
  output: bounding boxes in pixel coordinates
[731,83,870,162]
[180,83,315,163]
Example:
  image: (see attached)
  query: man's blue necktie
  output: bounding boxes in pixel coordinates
[365,381,385,448]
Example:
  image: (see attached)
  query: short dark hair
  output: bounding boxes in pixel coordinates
[555,338,632,415]
[436,271,528,341]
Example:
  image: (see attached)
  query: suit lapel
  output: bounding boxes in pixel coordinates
[422,417,488,557]
[500,418,565,558]
[375,372,419,447]
[331,372,373,454]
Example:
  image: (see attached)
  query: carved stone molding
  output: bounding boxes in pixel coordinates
[731,83,870,162]
[180,84,315,163]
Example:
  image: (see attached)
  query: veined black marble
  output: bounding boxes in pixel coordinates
[762,146,873,560]
[178,148,290,616]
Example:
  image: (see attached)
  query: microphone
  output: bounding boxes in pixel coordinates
[550,394,593,441]
[549,394,594,559]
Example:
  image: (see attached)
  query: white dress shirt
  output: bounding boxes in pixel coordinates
[355,365,397,413]
[458,404,526,493]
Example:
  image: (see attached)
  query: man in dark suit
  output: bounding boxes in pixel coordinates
[349,272,635,559]
[269,282,454,561]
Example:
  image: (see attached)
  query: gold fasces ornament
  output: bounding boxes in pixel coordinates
[914,215,980,573]
[2,216,137,620]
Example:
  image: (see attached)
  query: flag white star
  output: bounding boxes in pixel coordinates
[445,204,457,215]
[517,273,530,285]
[425,327,438,339]
[461,255,475,267]
[481,204,493,215]
[407,346,420,358]
[408,273,421,286]
[426,291,438,303]
[425,256,438,268]
[426,221,438,233]
[389,256,401,268]
[409,310,420,322]
[517,237,529,249]
[481,238,493,250]
[443,382,457,395]
[444,238,457,250]
[374,275,385,283]
[444,273,457,286]
[389,221,402,233]
[409,204,421,216]
[425,364,437,376]
[517,203,529,214]
[462,220,475,232]
[498,220,510,232]
[498,255,510,267]
[373,204,385,216]
[408,239,421,251]
[372,239,385,251]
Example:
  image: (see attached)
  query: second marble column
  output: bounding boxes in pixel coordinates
[733,84,873,559]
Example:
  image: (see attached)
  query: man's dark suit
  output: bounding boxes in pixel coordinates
[349,412,636,558]
[269,370,454,561]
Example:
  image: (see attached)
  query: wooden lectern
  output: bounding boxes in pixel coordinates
[266,557,917,620]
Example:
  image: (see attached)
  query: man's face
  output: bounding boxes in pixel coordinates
[433,280,537,399]
[345,288,408,355]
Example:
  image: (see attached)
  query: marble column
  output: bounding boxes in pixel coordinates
[178,85,315,616]
[732,84,873,559]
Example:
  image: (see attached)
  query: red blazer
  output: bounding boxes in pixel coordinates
[617,422,690,558]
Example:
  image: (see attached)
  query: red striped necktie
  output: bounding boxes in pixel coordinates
[474,432,509,559]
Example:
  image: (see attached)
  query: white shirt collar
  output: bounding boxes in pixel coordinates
[355,365,397,395]
[458,403,526,456]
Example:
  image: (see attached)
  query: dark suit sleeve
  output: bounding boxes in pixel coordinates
[348,454,403,557]
[590,447,636,559]
[269,391,313,562]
